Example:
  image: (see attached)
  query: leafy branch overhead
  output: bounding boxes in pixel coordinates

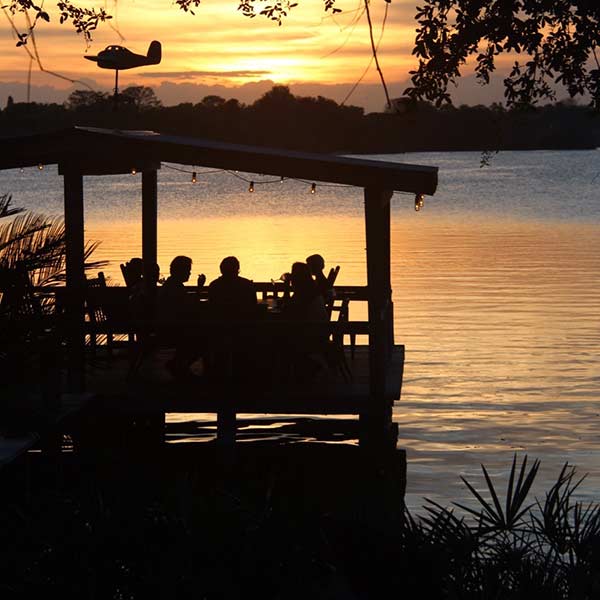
[404,1,600,109]
[4,0,112,46]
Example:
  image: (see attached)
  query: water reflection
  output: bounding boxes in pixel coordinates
[82,214,600,510]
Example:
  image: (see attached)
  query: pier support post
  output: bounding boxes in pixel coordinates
[62,168,86,393]
[361,186,396,451]
[142,170,158,289]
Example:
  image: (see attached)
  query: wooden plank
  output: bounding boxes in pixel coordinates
[86,345,404,416]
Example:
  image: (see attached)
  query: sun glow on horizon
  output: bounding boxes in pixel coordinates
[0,0,419,94]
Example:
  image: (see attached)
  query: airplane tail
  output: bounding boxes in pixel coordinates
[147,41,162,65]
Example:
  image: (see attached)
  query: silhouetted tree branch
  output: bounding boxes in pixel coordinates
[404,1,600,109]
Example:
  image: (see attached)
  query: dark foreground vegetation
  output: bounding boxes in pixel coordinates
[2,444,600,599]
[2,85,600,153]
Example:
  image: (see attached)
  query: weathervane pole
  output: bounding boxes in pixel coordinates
[113,69,119,111]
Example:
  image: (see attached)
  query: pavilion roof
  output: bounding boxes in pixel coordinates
[1,126,438,196]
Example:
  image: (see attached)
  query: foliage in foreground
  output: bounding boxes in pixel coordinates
[1,452,599,599]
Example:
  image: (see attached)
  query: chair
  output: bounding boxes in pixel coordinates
[120,263,132,287]
[327,265,340,286]
[120,258,143,288]
[326,297,353,381]
[85,272,133,355]
[84,272,110,353]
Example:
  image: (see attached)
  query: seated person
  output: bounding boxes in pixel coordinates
[124,257,144,289]
[156,255,206,378]
[128,260,161,334]
[281,261,329,378]
[208,256,257,319]
[283,261,328,322]
[306,253,335,306]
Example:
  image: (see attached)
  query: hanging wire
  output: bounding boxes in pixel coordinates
[162,162,426,202]
[22,162,427,210]
[340,1,389,107]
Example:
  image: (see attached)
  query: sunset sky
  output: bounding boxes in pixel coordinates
[0,0,511,109]
[2,2,412,80]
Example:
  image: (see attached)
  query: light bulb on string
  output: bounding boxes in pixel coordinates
[310,183,316,194]
[415,193,424,211]
[38,164,44,171]
[191,171,197,183]
[280,176,284,183]
[131,168,137,175]
[19,167,24,173]
[248,181,255,193]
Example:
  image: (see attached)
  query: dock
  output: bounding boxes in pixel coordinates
[2,126,438,455]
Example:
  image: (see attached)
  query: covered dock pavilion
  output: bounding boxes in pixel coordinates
[3,126,438,451]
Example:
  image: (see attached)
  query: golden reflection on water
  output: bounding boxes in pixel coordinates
[87,215,600,510]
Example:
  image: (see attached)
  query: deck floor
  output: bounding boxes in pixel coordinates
[85,345,404,416]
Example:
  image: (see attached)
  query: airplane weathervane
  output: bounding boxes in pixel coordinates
[85,41,162,109]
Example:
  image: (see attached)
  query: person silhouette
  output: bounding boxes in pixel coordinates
[208,256,257,318]
[125,257,144,289]
[156,255,206,378]
[207,256,258,380]
[306,253,335,306]
[284,261,328,322]
[280,261,329,379]
[127,259,160,329]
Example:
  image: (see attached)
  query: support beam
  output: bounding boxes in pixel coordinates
[142,170,158,288]
[361,186,395,451]
[63,169,86,392]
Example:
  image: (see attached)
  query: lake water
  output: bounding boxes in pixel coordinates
[3,149,600,513]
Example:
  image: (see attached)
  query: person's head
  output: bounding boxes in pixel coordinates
[150,263,161,284]
[128,257,144,282]
[220,256,240,277]
[290,261,316,294]
[306,254,325,274]
[169,255,192,282]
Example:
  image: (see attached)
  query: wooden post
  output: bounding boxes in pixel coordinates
[142,170,158,287]
[361,186,396,451]
[63,169,86,392]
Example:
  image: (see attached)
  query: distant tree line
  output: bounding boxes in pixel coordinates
[2,85,599,153]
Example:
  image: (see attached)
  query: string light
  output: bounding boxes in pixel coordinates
[415,193,424,211]
[37,164,44,170]
[160,163,411,197]
[19,167,24,173]
[131,168,137,175]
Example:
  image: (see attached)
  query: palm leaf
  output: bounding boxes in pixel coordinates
[0,193,24,219]
[454,454,539,532]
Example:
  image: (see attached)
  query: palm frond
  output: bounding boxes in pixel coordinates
[0,210,106,289]
[0,194,24,219]
[454,454,539,532]
[532,463,590,556]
